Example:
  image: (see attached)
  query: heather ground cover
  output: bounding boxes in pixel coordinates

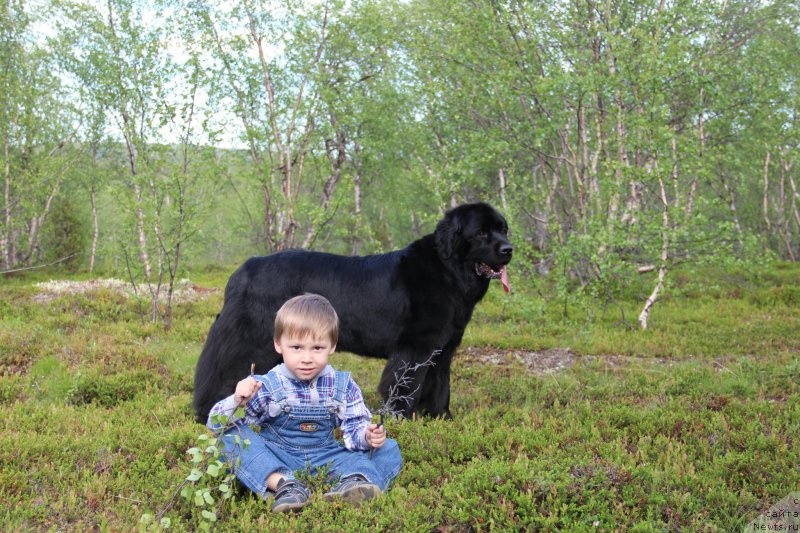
[1,263,798,531]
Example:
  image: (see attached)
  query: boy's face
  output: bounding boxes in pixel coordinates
[274,333,335,381]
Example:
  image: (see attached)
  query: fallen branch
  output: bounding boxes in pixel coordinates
[0,253,80,275]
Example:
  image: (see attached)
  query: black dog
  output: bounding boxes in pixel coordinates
[192,202,512,422]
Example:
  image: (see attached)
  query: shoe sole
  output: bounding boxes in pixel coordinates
[271,500,309,513]
[323,483,381,504]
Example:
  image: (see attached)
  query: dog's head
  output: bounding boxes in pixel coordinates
[435,202,513,292]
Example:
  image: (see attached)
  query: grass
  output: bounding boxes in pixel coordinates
[1,262,799,531]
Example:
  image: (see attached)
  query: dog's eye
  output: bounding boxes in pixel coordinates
[477,230,488,238]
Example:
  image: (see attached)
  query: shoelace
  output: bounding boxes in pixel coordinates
[335,475,366,490]
[275,480,307,499]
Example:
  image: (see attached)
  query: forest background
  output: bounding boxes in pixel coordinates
[3,0,799,321]
[2,0,800,530]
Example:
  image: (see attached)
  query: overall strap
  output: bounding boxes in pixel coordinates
[261,371,287,405]
[331,370,351,414]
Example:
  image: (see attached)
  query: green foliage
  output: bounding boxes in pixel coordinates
[1,0,798,280]
[293,461,339,494]
[141,413,246,532]
[40,196,88,271]
[28,355,73,403]
[66,369,152,408]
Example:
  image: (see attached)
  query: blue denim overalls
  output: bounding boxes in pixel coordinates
[220,369,402,499]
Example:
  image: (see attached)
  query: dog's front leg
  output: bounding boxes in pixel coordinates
[377,351,433,419]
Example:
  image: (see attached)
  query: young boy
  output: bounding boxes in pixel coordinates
[207,293,402,513]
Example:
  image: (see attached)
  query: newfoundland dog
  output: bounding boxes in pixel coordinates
[192,202,512,422]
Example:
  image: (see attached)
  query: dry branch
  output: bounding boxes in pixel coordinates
[369,350,439,458]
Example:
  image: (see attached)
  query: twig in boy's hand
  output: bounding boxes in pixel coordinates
[369,350,439,459]
[368,412,386,459]
[250,363,255,377]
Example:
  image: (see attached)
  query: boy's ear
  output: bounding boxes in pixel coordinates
[274,339,283,354]
[330,344,336,354]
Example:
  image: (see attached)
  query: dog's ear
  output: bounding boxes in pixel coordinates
[435,210,462,259]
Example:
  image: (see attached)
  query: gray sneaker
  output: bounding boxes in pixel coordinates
[271,478,311,513]
[323,474,381,504]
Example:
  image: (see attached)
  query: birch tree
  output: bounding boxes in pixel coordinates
[187,0,341,252]
[58,0,174,282]
[0,0,81,271]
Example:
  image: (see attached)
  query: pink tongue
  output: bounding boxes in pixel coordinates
[500,266,510,293]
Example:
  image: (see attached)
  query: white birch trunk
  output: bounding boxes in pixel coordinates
[499,168,508,212]
[787,164,800,238]
[721,175,744,243]
[685,105,704,219]
[26,175,63,263]
[89,182,99,273]
[133,182,151,281]
[2,137,10,269]
[638,176,670,330]
[763,151,772,232]
[351,167,362,255]
[778,158,796,261]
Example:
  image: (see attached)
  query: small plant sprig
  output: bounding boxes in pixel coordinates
[140,410,250,531]
[369,350,439,459]
[143,363,257,530]
[293,461,339,494]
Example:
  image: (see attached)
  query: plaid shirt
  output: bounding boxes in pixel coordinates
[207,364,372,451]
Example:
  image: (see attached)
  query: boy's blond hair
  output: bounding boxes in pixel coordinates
[274,293,339,345]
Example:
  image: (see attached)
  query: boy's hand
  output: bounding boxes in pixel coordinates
[234,377,262,406]
[365,424,386,449]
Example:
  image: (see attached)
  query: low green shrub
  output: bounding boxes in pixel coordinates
[1,265,798,530]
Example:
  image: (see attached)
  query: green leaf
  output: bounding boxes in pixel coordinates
[219,483,230,493]
[194,490,204,507]
[206,463,220,477]
[186,469,202,482]
[201,510,217,522]
[160,517,171,529]
[203,491,215,505]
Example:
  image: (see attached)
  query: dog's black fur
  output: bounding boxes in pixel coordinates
[192,202,513,422]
